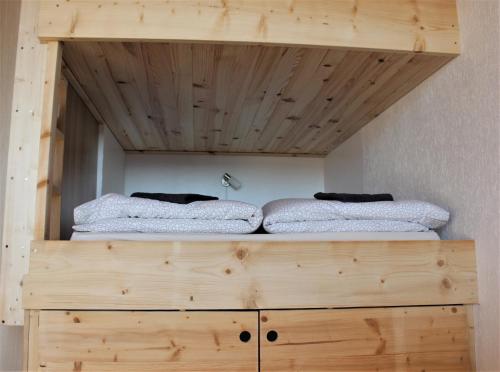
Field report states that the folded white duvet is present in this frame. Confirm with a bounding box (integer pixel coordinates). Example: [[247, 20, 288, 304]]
[[263, 198, 449, 233], [74, 194, 263, 233]]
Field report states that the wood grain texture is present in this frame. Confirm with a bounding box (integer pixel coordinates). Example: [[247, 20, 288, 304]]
[[260, 306, 472, 371], [23, 240, 477, 310], [34, 311, 258, 371], [0, 0, 47, 325], [26, 310, 40, 372], [48, 79, 68, 241], [38, 0, 460, 55], [59, 85, 99, 240], [465, 305, 477, 371], [63, 41, 453, 155], [0, 3, 22, 359], [0, 0, 21, 264], [34, 41, 62, 241]]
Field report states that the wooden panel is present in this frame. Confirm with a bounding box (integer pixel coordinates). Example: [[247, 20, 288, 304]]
[[0, 0, 48, 325], [63, 41, 453, 156], [0, 0, 21, 339], [32, 311, 258, 371], [260, 306, 472, 371], [465, 305, 477, 371], [34, 41, 62, 240], [59, 85, 99, 240], [0, 0, 24, 359], [48, 80, 67, 241], [23, 240, 477, 310], [38, 0, 460, 55], [26, 310, 40, 372]]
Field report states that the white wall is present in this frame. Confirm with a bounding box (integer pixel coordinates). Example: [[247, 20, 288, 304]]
[[0, 0, 24, 370], [125, 154, 324, 206], [324, 0, 500, 369], [324, 134, 363, 193], [97, 125, 125, 196]]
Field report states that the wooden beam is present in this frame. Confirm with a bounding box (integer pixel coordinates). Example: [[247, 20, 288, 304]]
[[23, 240, 477, 310], [62, 61, 106, 128], [0, 0, 47, 326], [38, 0, 460, 55], [34, 41, 63, 241]]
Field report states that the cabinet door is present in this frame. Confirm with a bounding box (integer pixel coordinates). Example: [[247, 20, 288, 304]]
[[260, 306, 472, 371], [33, 310, 258, 371]]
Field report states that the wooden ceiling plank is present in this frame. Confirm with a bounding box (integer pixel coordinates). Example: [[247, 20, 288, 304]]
[[320, 55, 451, 153], [135, 43, 174, 150], [241, 47, 302, 152], [311, 54, 430, 152], [227, 46, 286, 152], [64, 44, 127, 149], [284, 51, 392, 153], [208, 45, 240, 152], [62, 43, 135, 150], [192, 44, 221, 151], [314, 55, 446, 152], [71, 42, 146, 149], [99, 42, 167, 150], [295, 52, 415, 154], [217, 45, 261, 152], [171, 43, 195, 151], [303, 53, 417, 153], [140, 42, 183, 151], [62, 62, 105, 128], [63, 41, 455, 156], [267, 49, 348, 153], [86, 42, 149, 149], [256, 48, 334, 153], [276, 50, 373, 152]]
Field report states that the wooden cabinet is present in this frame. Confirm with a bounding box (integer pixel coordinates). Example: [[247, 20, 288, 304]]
[[260, 307, 473, 371], [28, 306, 472, 371], [31, 311, 259, 371]]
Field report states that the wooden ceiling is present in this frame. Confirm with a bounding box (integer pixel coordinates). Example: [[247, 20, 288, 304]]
[[63, 42, 451, 156]]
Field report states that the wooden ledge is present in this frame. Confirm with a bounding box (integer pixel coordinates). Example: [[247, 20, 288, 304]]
[[23, 240, 477, 310]]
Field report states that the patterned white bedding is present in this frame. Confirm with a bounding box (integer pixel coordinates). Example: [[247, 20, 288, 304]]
[[262, 198, 449, 233], [73, 194, 263, 234]]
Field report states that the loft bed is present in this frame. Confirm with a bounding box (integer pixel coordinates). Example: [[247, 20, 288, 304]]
[[0, 1, 478, 371]]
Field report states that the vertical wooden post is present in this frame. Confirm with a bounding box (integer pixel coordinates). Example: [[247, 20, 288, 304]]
[[34, 41, 62, 241], [23, 310, 40, 372], [48, 77, 68, 240], [466, 305, 477, 371], [24, 41, 63, 371], [0, 0, 47, 326]]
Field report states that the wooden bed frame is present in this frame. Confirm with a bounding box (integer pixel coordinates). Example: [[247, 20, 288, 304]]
[[1, 1, 479, 371], [24, 240, 477, 371]]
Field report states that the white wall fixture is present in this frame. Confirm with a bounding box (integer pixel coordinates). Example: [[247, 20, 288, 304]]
[[221, 173, 242, 190]]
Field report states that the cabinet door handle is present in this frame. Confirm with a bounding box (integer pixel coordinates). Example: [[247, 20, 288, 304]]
[[239, 330, 252, 343], [266, 330, 278, 342]]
